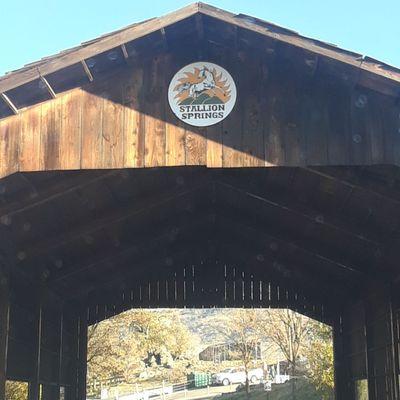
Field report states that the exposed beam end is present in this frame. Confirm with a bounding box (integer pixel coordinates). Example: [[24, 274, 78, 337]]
[[39, 74, 57, 99], [0, 92, 18, 115], [81, 60, 94, 82]]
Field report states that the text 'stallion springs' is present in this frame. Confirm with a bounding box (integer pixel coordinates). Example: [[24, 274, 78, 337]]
[[168, 61, 237, 127]]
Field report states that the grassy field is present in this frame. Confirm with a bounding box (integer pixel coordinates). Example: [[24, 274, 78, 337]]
[[220, 378, 322, 400]]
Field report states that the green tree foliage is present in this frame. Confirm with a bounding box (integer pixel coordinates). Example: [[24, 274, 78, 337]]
[[258, 309, 311, 375], [5, 381, 28, 400], [87, 309, 197, 385], [216, 309, 262, 394], [304, 322, 334, 400]]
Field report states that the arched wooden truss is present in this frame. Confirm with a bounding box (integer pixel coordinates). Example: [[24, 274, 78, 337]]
[[1, 3, 400, 400]]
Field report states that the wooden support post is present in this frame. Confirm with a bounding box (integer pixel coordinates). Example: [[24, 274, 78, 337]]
[[0, 272, 10, 400], [29, 287, 43, 400], [389, 290, 400, 400], [58, 309, 64, 394], [77, 307, 88, 400]]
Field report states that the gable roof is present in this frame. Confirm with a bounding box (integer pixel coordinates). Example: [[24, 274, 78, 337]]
[[0, 2, 399, 116]]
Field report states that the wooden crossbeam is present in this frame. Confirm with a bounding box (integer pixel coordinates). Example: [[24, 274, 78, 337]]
[[19, 179, 210, 264], [63, 220, 210, 301], [215, 176, 382, 246], [0, 92, 18, 115], [214, 212, 363, 283], [213, 184, 371, 278], [0, 170, 118, 221], [81, 60, 94, 82], [50, 201, 210, 284], [83, 238, 335, 324], [214, 180, 383, 274], [304, 166, 400, 207]]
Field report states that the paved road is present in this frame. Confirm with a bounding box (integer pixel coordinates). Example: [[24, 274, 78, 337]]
[[164, 384, 240, 400]]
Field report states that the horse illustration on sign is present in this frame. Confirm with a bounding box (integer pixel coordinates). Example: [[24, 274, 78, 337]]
[[168, 62, 237, 127]]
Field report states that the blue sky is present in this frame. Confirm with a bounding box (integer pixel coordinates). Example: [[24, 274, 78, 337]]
[[1, 0, 399, 76]]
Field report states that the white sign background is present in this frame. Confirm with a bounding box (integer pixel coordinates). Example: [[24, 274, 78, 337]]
[[168, 61, 237, 127]]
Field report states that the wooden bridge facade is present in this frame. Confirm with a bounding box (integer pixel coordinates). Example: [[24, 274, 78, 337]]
[[1, 3, 400, 399]]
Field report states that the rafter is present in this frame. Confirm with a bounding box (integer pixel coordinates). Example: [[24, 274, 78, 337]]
[[19, 180, 210, 264], [0, 93, 18, 115], [0, 170, 118, 221], [38, 73, 57, 98], [215, 177, 382, 246], [214, 180, 383, 275], [49, 205, 212, 284], [81, 60, 94, 82]]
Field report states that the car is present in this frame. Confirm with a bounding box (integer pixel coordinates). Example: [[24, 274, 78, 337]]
[[212, 367, 263, 386]]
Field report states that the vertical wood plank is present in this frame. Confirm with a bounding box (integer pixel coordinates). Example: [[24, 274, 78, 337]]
[[205, 45, 225, 168], [302, 84, 329, 165], [381, 97, 400, 165], [20, 106, 41, 172], [366, 92, 385, 164], [0, 273, 10, 400], [0, 116, 20, 178], [326, 83, 351, 165], [60, 91, 82, 170], [350, 88, 372, 165], [102, 81, 124, 169], [77, 308, 88, 400], [222, 50, 243, 167], [123, 66, 144, 168], [29, 289, 42, 400], [206, 123, 223, 167], [185, 126, 207, 166], [166, 122, 186, 166], [81, 91, 103, 169], [144, 55, 166, 167], [241, 51, 264, 167], [40, 98, 61, 171], [263, 51, 286, 166], [165, 54, 186, 167]]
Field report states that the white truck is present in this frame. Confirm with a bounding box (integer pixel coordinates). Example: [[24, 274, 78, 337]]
[[212, 367, 263, 386]]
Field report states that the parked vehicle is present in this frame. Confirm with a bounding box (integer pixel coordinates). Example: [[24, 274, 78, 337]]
[[212, 367, 263, 386]]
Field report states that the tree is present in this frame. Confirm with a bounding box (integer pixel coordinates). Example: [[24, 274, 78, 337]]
[[216, 309, 262, 394], [304, 322, 334, 400], [258, 309, 311, 400], [5, 381, 28, 400], [260, 309, 310, 375], [87, 309, 197, 390]]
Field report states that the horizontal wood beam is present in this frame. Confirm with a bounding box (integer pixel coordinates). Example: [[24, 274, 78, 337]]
[[19, 179, 210, 265], [213, 214, 360, 291], [215, 177, 381, 247], [66, 222, 211, 302], [0, 171, 118, 222], [214, 181, 383, 276], [83, 239, 334, 324], [305, 166, 400, 208], [49, 203, 212, 285]]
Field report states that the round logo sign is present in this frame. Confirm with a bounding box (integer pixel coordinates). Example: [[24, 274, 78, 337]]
[[168, 62, 237, 127]]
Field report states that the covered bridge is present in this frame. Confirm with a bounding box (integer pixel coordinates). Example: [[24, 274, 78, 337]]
[[1, 3, 400, 399]]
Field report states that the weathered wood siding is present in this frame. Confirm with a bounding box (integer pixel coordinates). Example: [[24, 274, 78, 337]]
[[1, 45, 400, 179]]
